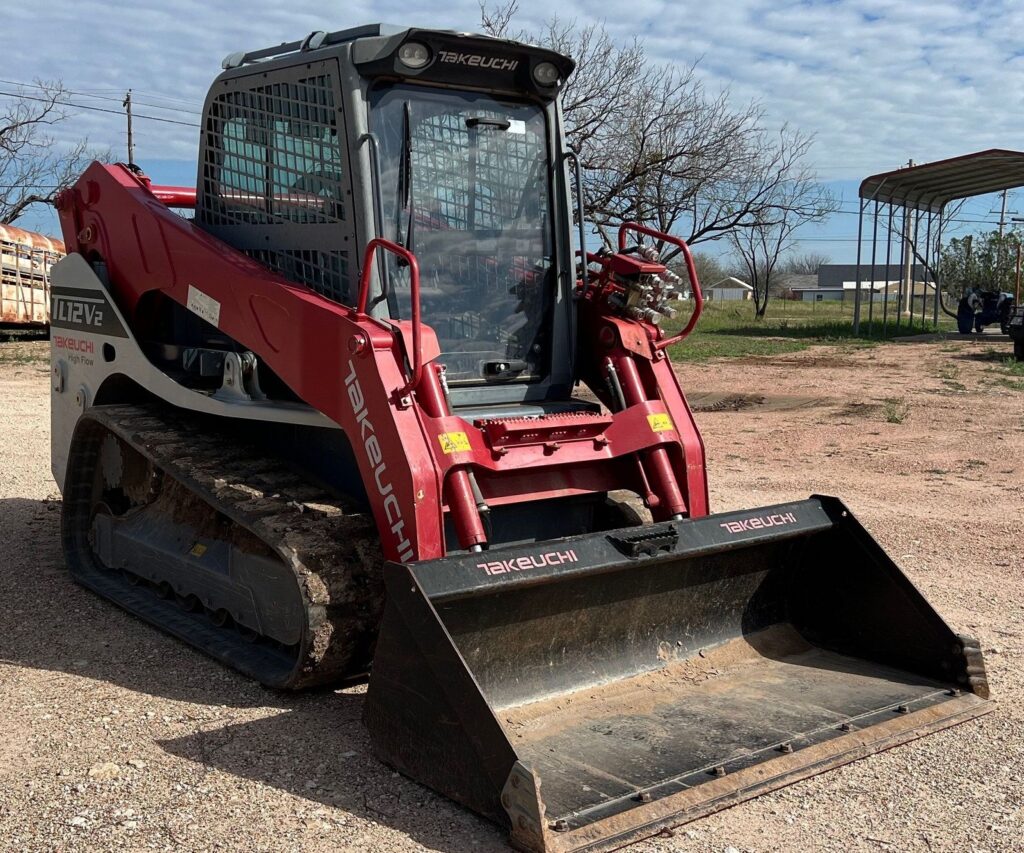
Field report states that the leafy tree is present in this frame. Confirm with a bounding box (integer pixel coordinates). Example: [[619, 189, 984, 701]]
[[937, 229, 1022, 297]]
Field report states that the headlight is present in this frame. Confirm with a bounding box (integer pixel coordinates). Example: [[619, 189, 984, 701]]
[[398, 42, 431, 69], [532, 61, 560, 87]]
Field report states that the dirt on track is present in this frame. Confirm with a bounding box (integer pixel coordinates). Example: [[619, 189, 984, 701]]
[[0, 338, 1021, 853]]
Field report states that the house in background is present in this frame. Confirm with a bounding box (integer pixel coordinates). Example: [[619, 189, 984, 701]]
[[782, 264, 933, 303], [776, 273, 816, 300], [790, 285, 845, 302], [705, 277, 753, 301], [817, 264, 926, 291]]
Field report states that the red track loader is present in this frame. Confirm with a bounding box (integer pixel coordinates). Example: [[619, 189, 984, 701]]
[[50, 24, 991, 852]]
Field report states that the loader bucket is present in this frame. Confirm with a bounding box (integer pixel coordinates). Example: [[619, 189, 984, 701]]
[[363, 496, 992, 852]]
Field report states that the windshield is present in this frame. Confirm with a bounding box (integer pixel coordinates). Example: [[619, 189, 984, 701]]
[[370, 84, 555, 384]]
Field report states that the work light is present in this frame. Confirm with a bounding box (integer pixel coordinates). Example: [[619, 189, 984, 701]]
[[532, 61, 560, 86], [398, 42, 431, 69]]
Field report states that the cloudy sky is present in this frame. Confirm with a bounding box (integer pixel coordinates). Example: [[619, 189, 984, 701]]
[[6, 0, 1024, 260]]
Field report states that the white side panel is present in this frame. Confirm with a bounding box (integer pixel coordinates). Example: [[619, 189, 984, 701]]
[[50, 253, 337, 493]]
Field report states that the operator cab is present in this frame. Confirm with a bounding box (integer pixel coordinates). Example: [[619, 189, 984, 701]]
[[196, 25, 582, 415], [371, 84, 553, 387]]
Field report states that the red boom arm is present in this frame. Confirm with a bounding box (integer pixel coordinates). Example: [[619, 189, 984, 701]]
[[56, 163, 709, 561]]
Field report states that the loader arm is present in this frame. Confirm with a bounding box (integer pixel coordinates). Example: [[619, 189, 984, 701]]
[[55, 161, 709, 562]]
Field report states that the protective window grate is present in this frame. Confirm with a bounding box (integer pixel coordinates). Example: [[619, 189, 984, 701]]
[[198, 72, 351, 304], [410, 111, 543, 232], [248, 249, 350, 305]]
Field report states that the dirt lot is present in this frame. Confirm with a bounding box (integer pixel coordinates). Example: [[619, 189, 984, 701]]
[[1, 338, 1021, 852]]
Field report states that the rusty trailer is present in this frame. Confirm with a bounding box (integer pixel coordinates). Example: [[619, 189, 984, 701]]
[[0, 223, 65, 327]]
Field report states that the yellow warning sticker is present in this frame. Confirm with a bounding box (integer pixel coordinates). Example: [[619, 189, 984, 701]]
[[438, 431, 472, 454], [647, 413, 674, 433], [189, 543, 208, 557]]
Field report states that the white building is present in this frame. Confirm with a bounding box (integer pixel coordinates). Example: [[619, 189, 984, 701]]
[[705, 277, 753, 301]]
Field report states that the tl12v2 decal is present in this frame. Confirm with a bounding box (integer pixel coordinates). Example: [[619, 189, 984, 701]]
[[50, 287, 128, 338]]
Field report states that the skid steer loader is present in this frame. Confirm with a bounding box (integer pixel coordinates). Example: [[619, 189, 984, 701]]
[[50, 23, 991, 852]]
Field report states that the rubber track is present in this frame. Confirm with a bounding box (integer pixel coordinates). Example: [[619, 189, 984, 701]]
[[62, 403, 384, 689]]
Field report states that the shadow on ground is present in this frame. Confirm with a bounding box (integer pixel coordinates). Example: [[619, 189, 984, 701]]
[[709, 318, 947, 341], [0, 497, 506, 851], [952, 349, 1017, 363], [158, 702, 506, 851], [0, 497, 290, 708]]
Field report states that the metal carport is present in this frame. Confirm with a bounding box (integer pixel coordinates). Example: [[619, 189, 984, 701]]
[[854, 149, 1024, 334]]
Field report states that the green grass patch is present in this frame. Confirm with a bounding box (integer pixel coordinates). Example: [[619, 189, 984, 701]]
[[882, 397, 910, 424], [0, 342, 48, 365], [999, 357, 1024, 377], [994, 377, 1024, 391], [977, 352, 1024, 390], [662, 299, 951, 362], [668, 335, 809, 361]]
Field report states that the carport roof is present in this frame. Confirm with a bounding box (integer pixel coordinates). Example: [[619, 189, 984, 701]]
[[859, 149, 1024, 213]]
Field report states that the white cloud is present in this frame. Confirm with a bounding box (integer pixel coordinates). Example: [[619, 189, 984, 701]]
[[6, 0, 1024, 245], [623, 0, 1024, 180], [5, 1, 1022, 174]]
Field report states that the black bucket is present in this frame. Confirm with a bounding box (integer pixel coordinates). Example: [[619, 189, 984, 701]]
[[363, 496, 992, 852]]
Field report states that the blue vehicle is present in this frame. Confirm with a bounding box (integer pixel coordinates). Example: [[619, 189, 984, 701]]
[[957, 288, 1015, 334]]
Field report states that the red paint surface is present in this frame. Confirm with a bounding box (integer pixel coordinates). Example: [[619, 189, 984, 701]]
[[58, 163, 711, 560]]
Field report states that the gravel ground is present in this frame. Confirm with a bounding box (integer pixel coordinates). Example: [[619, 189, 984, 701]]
[[0, 337, 1020, 852]]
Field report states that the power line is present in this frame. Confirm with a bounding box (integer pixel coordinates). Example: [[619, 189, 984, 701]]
[[0, 89, 200, 127], [125, 90, 205, 109], [0, 78, 202, 116]]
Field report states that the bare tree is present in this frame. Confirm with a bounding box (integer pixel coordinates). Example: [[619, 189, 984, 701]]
[[478, 0, 522, 38], [779, 251, 831, 276], [480, 5, 829, 255], [685, 252, 727, 289], [729, 131, 837, 317], [0, 80, 103, 225]]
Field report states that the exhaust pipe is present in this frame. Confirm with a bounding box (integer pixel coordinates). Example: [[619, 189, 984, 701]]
[[364, 496, 992, 852]]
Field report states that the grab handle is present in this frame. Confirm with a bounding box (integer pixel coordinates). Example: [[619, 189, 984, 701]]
[[357, 238, 422, 395], [618, 221, 703, 349]]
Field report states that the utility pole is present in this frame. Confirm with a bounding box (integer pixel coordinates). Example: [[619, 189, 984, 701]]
[[994, 189, 1018, 286], [1016, 241, 1021, 304], [123, 89, 135, 167], [1012, 217, 1024, 302], [903, 160, 914, 316]]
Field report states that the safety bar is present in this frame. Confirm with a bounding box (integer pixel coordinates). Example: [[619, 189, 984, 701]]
[[618, 221, 704, 349], [357, 133, 392, 309], [563, 150, 589, 297], [357, 238, 423, 397]]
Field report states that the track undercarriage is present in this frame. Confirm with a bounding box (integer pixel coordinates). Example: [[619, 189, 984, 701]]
[[62, 404, 384, 688]]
